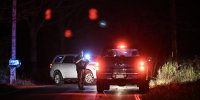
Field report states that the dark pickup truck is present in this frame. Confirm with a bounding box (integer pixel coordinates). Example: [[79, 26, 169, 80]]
[[96, 48, 150, 93]]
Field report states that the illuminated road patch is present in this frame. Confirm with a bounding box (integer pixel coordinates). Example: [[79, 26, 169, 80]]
[[5, 84, 143, 100]]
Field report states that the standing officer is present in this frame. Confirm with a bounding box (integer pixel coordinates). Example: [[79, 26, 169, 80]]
[[75, 50, 89, 90]]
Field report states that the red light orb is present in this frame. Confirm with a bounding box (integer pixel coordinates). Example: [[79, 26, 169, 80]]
[[119, 45, 126, 49], [64, 29, 72, 38], [117, 43, 127, 49], [88, 8, 98, 20], [45, 9, 52, 20]]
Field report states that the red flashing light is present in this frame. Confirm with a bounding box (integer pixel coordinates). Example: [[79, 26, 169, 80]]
[[117, 44, 127, 49], [64, 29, 72, 38], [117, 41, 127, 49], [88, 8, 98, 20], [119, 45, 126, 49], [45, 9, 52, 20]]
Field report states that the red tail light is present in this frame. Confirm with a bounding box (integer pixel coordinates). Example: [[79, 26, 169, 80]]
[[139, 61, 145, 71], [95, 62, 99, 66], [95, 66, 99, 71], [140, 61, 144, 66], [95, 59, 104, 72], [50, 64, 52, 68], [140, 66, 144, 70], [94, 62, 99, 71]]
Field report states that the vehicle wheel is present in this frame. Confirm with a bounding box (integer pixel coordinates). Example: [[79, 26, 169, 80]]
[[139, 80, 149, 93], [96, 79, 104, 93], [54, 71, 64, 86], [84, 70, 94, 85]]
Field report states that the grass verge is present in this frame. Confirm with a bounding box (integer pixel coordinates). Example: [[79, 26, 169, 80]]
[[143, 80, 200, 100]]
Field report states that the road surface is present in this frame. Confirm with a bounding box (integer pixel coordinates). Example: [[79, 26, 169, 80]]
[[1, 84, 143, 100]]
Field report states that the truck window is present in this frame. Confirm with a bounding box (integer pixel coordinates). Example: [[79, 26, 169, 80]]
[[103, 49, 140, 57]]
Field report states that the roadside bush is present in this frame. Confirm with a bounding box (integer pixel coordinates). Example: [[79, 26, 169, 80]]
[[150, 58, 200, 88], [156, 60, 177, 84]]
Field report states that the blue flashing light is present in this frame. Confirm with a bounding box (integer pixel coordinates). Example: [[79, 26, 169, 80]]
[[58, 56, 63, 59], [84, 54, 91, 61]]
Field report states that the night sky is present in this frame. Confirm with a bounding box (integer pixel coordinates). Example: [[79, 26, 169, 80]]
[[0, 0, 200, 80]]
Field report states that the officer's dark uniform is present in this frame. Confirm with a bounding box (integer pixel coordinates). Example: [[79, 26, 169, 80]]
[[75, 55, 88, 90]]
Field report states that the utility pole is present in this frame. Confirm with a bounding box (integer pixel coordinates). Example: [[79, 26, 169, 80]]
[[10, 0, 17, 85], [171, 0, 178, 69]]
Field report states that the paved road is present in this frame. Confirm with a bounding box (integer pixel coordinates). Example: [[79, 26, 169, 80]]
[[1, 84, 143, 100]]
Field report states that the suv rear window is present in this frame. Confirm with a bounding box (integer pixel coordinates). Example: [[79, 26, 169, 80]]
[[54, 56, 63, 63], [104, 49, 140, 57]]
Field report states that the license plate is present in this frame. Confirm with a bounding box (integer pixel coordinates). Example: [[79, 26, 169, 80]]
[[116, 74, 125, 79]]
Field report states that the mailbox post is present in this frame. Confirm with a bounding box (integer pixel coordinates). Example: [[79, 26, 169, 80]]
[[9, 59, 21, 84]]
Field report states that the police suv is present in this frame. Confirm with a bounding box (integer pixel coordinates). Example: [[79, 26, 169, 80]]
[[50, 54, 98, 85], [96, 46, 150, 93]]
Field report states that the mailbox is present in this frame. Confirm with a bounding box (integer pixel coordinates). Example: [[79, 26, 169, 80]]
[[9, 59, 21, 68]]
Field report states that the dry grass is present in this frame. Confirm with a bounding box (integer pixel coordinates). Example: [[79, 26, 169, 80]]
[[150, 59, 200, 88], [145, 58, 200, 100]]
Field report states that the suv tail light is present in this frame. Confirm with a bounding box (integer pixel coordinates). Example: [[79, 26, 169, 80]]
[[50, 64, 52, 68], [95, 62, 99, 71], [95, 66, 99, 71]]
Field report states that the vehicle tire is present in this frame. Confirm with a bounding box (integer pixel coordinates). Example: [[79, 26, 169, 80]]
[[84, 70, 94, 85], [139, 80, 149, 93], [54, 71, 64, 86], [96, 79, 104, 93]]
